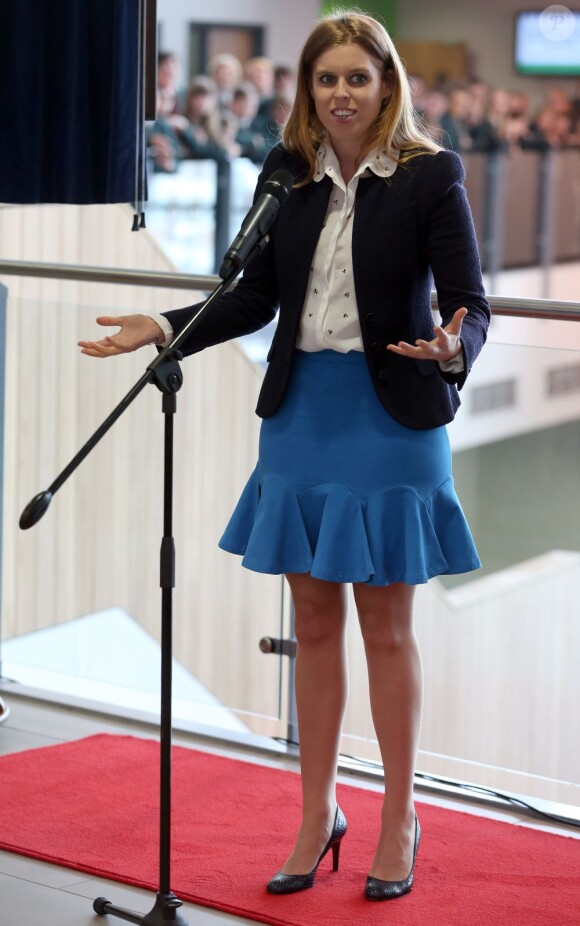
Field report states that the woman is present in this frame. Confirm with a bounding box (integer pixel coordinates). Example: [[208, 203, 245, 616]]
[[79, 11, 490, 901], [182, 76, 240, 161]]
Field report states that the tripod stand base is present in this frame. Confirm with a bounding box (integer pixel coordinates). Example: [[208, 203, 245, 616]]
[[93, 891, 189, 925]]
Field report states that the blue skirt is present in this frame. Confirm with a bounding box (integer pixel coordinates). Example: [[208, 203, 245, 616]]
[[219, 350, 481, 586]]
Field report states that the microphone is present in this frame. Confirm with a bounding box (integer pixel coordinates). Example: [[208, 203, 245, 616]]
[[19, 490, 53, 529], [219, 168, 293, 279]]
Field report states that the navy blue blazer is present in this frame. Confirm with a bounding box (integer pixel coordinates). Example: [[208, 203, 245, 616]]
[[162, 145, 490, 429]]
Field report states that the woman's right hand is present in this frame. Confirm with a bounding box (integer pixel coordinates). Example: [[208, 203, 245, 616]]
[[78, 314, 164, 358]]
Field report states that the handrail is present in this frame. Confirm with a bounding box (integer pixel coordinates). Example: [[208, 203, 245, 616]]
[[1, 258, 580, 321], [470, 294, 580, 323], [0, 260, 219, 292]]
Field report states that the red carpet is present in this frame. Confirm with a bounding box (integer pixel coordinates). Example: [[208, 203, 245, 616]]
[[0, 734, 578, 925]]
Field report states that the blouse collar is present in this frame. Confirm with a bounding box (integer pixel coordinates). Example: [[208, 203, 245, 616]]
[[313, 140, 398, 183]]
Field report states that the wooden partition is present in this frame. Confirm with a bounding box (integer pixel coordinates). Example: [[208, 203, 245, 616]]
[[0, 202, 284, 733], [395, 41, 468, 86], [462, 153, 487, 256], [341, 551, 580, 805], [450, 150, 580, 273], [501, 150, 541, 268], [553, 150, 580, 262]]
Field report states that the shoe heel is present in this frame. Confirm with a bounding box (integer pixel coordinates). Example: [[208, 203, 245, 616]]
[[266, 805, 347, 895]]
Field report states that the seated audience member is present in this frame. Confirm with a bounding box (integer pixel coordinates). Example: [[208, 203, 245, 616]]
[[149, 50, 190, 169], [244, 56, 276, 121], [148, 74, 239, 172], [408, 73, 428, 118], [551, 111, 574, 148], [147, 88, 184, 172], [569, 99, 580, 147], [265, 94, 293, 149], [439, 85, 476, 152], [230, 81, 259, 122], [181, 76, 236, 162], [148, 130, 179, 173], [217, 110, 243, 159], [483, 89, 512, 143], [500, 91, 534, 152], [467, 78, 491, 128], [420, 89, 449, 142], [466, 88, 511, 152], [208, 53, 243, 111], [230, 82, 269, 163], [156, 51, 185, 120], [441, 84, 512, 153], [274, 65, 296, 101], [508, 91, 530, 120], [246, 92, 293, 153], [541, 88, 579, 147], [503, 114, 533, 151], [544, 87, 574, 118], [524, 106, 572, 150]]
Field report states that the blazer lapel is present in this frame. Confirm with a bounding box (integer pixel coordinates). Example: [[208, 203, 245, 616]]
[[274, 175, 332, 313]]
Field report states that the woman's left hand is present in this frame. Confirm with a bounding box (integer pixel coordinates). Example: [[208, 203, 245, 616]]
[[386, 306, 468, 363]]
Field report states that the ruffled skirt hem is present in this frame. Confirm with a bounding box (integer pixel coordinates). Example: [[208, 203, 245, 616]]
[[219, 469, 481, 587]]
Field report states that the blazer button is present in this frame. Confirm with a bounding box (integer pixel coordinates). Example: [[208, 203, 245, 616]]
[[370, 341, 382, 352], [366, 312, 375, 323], [378, 368, 388, 381]]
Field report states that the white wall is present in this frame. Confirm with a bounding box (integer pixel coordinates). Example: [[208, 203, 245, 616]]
[[396, 0, 580, 111], [157, 0, 320, 74], [157, 1, 580, 110]]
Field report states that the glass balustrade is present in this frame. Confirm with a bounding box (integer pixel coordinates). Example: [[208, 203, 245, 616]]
[[1, 279, 579, 816], [0, 294, 287, 742], [335, 320, 580, 810]]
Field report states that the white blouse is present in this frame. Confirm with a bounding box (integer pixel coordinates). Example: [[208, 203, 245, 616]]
[[152, 141, 464, 372], [296, 142, 396, 353]]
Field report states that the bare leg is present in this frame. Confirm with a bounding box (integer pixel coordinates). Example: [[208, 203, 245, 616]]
[[353, 582, 422, 881], [279, 572, 349, 875]]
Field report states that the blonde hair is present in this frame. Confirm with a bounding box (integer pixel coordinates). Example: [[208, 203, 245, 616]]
[[207, 53, 243, 85], [283, 9, 442, 184]]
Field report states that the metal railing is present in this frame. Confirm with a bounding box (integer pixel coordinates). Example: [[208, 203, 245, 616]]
[[1, 259, 579, 321], [0, 260, 220, 292]]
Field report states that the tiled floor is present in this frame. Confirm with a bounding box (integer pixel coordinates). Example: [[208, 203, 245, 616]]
[[1, 692, 579, 926]]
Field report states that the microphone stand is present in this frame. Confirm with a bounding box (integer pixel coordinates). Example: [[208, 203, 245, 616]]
[[19, 235, 271, 926]]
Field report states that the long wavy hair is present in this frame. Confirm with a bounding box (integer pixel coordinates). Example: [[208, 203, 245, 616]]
[[283, 9, 441, 184]]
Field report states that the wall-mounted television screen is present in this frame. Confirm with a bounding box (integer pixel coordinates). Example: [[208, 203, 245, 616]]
[[514, 9, 580, 75]]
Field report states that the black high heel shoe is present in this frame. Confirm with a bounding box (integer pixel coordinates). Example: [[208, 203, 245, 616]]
[[266, 805, 347, 895], [365, 814, 420, 901]]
